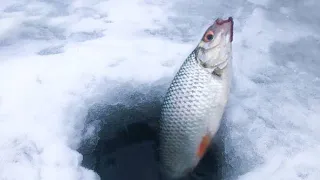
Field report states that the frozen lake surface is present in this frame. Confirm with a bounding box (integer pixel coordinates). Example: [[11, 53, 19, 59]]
[[0, 0, 319, 179]]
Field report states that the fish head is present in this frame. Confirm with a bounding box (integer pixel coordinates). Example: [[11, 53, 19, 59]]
[[197, 17, 233, 70]]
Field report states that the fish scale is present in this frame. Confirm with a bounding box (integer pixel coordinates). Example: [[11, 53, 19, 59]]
[[158, 48, 231, 178], [158, 17, 233, 179]]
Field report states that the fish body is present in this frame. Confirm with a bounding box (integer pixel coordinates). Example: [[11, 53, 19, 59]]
[[158, 17, 234, 179]]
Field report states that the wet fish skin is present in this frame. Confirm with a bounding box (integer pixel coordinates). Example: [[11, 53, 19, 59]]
[[158, 17, 234, 179]]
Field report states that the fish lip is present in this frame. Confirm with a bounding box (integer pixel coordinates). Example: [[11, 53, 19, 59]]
[[214, 17, 234, 42]]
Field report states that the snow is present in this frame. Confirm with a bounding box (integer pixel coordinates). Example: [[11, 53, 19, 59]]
[[0, 0, 319, 180]]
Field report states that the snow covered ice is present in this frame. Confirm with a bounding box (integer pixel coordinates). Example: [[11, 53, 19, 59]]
[[0, 0, 319, 180]]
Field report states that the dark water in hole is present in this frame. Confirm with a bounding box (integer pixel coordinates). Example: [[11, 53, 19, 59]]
[[77, 83, 233, 180], [81, 104, 230, 180]]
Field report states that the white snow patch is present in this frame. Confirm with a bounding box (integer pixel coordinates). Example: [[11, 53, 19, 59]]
[[228, 6, 320, 180], [0, 0, 188, 179], [247, 0, 270, 6]]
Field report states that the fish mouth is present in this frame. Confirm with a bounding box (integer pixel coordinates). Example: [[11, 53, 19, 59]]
[[214, 17, 234, 42], [196, 17, 233, 70]]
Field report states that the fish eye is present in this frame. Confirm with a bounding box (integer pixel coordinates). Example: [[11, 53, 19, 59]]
[[203, 31, 214, 42]]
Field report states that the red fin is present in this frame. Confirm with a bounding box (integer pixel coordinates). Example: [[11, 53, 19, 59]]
[[196, 134, 212, 158]]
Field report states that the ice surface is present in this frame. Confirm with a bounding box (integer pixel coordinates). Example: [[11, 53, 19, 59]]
[[0, 0, 319, 180], [0, 0, 187, 179]]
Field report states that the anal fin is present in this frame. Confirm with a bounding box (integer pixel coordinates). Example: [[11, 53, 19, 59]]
[[196, 133, 212, 159]]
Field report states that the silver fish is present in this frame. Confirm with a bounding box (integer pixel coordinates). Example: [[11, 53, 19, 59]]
[[158, 17, 234, 179]]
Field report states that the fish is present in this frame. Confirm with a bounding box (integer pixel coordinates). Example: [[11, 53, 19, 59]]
[[158, 17, 234, 179]]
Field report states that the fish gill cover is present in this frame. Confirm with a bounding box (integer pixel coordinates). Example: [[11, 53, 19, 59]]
[[0, 0, 319, 180]]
